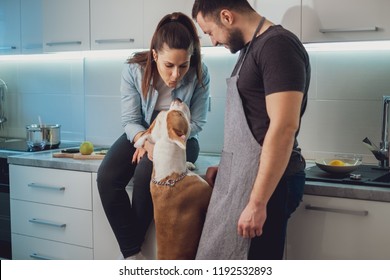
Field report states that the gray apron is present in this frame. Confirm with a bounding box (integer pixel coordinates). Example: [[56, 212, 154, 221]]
[[196, 18, 266, 260]]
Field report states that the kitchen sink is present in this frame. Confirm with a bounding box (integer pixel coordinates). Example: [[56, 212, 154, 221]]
[[306, 164, 390, 188], [372, 172, 390, 183]]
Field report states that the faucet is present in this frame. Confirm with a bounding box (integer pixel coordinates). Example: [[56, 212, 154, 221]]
[[379, 96, 390, 168]]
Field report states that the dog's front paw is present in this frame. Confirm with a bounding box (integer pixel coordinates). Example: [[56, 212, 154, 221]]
[[186, 162, 196, 171]]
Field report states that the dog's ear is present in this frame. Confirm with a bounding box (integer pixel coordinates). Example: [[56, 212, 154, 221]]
[[167, 110, 189, 150], [133, 116, 158, 148]]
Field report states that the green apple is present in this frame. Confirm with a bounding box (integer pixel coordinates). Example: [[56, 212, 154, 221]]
[[80, 141, 94, 155]]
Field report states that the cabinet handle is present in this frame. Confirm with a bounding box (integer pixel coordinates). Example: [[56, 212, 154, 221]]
[[23, 44, 43, 50], [95, 38, 135, 44], [319, 27, 378, 33], [29, 253, 55, 260], [46, 41, 82, 47], [0, 46, 17, 50], [305, 204, 369, 216], [29, 218, 66, 228], [28, 183, 65, 191]]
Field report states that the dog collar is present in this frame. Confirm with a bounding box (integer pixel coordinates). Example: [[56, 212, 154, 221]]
[[152, 169, 188, 187]]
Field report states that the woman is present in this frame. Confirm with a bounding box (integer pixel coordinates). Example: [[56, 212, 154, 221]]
[[97, 12, 210, 260]]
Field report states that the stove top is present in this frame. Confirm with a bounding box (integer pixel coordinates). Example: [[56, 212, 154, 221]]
[[0, 139, 80, 152], [305, 164, 390, 188]]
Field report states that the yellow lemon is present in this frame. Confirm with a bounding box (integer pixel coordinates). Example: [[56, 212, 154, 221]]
[[80, 141, 94, 155], [329, 159, 345, 166]]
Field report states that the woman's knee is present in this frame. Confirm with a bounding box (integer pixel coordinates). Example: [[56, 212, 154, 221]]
[[186, 138, 200, 163]]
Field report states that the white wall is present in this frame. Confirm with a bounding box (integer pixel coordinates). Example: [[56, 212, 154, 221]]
[[1, 46, 390, 164]]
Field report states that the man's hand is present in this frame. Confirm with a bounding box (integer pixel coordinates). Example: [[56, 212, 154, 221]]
[[205, 166, 218, 187], [237, 201, 267, 238]]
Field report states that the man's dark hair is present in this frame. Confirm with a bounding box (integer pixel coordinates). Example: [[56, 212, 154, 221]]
[[192, 0, 254, 22]]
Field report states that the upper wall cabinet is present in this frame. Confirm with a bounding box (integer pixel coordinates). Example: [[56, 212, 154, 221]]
[[0, 0, 21, 55], [302, 0, 390, 43], [251, 0, 301, 39], [143, 0, 212, 47], [42, 0, 90, 52], [21, 0, 43, 54], [90, 0, 143, 50]]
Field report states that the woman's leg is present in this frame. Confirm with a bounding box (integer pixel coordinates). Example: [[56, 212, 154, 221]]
[[131, 156, 154, 247], [96, 133, 141, 258], [186, 137, 200, 163]]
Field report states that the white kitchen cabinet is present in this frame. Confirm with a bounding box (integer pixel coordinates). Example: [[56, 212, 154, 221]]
[[10, 165, 93, 260], [0, 0, 21, 55], [143, 0, 212, 47], [90, 0, 144, 50], [0, 0, 42, 55], [302, 0, 390, 43], [286, 194, 390, 259], [42, 0, 90, 52], [21, 0, 43, 54], [251, 0, 301, 39], [9, 164, 156, 260]]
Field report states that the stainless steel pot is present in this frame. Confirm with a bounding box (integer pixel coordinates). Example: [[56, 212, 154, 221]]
[[26, 124, 61, 150]]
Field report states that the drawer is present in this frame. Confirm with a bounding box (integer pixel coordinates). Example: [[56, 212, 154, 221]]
[[10, 165, 92, 210], [12, 234, 93, 260], [11, 200, 93, 248]]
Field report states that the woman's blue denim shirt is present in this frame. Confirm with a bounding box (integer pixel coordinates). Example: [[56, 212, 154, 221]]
[[120, 61, 210, 142]]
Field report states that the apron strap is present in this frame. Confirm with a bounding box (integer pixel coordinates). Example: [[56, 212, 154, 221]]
[[235, 16, 266, 75]]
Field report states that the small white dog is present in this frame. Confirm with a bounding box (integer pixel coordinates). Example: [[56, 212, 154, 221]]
[[135, 99, 212, 259]]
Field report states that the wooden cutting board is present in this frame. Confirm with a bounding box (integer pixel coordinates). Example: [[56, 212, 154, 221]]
[[52, 152, 105, 160]]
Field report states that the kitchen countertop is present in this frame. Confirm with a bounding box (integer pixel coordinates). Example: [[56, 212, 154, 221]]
[[6, 150, 390, 203]]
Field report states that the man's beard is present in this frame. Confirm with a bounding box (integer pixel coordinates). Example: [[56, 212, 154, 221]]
[[227, 28, 246, 54]]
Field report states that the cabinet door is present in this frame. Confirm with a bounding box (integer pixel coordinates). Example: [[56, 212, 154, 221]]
[[251, 0, 301, 39], [286, 195, 390, 259], [11, 199, 93, 248], [42, 0, 90, 52], [10, 165, 92, 210], [21, 0, 43, 54], [143, 0, 211, 47], [12, 234, 93, 260], [90, 0, 143, 50], [0, 0, 21, 55], [302, 0, 390, 43]]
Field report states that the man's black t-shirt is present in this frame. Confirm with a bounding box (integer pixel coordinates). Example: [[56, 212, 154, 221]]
[[232, 25, 311, 175]]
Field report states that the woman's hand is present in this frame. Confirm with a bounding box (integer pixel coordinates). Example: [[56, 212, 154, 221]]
[[132, 140, 154, 163]]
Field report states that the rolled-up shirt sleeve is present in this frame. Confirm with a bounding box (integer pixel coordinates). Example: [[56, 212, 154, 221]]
[[120, 64, 146, 142], [189, 63, 210, 138]]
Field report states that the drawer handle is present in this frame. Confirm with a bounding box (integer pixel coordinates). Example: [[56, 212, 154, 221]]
[[29, 218, 66, 228], [46, 41, 82, 46], [319, 27, 378, 33], [305, 204, 369, 216], [28, 183, 65, 191], [30, 253, 55, 260], [95, 38, 135, 44], [0, 46, 17, 50]]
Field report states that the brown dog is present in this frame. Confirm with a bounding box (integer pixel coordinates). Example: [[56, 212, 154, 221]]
[[135, 100, 212, 259]]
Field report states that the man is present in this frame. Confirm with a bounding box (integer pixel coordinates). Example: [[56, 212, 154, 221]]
[[192, 0, 310, 259]]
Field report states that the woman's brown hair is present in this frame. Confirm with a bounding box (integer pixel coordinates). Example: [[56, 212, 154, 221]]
[[127, 12, 203, 98]]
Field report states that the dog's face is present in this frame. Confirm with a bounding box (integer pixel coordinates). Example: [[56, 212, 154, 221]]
[[134, 99, 191, 150]]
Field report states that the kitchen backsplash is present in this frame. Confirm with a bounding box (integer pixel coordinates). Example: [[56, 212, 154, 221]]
[[1, 46, 390, 163]]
